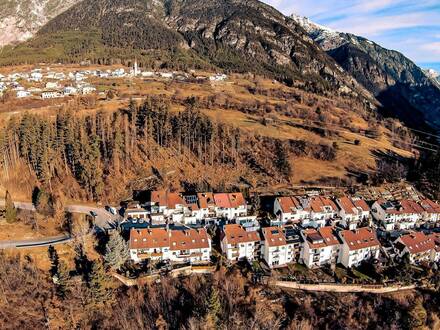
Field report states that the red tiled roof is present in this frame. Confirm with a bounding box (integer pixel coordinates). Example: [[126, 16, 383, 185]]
[[353, 198, 370, 212], [223, 224, 260, 244], [303, 226, 339, 248], [399, 232, 435, 254], [420, 199, 440, 214], [340, 228, 380, 251], [309, 196, 338, 213], [197, 192, 215, 209], [262, 227, 287, 247], [277, 196, 302, 213], [129, 228, 169, 250], [170, 228, 210, 251], [214, 193, 245, 209], [150, 191, 186, 209], [129, 228, 210, 251], [377, 199, 425, 215]]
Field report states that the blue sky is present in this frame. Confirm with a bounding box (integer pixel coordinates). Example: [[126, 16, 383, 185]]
[[263, 0, 440, 71]]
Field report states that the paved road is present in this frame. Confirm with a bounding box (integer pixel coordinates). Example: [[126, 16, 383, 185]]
[[0, 200, 121, 249]]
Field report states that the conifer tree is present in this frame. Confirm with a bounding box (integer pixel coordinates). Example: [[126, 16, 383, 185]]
[[89, 259, 113, 305], [206, 287, 221, 328], [5, 190, 17, 223], [104, 232, 130, 271]]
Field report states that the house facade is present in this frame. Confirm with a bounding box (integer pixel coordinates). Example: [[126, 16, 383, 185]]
[[394, 232, 436, 264], [338, 228, 380, 268], [129, 227, 211, 264], [221, 224, 261, 262], [372, 199, 424, 231], [300, 226, 340, 268], [273, 196, 309, 225], [261, 227, 295, 268], [336, 196, 370, 230], [214, 193, 247, 220]]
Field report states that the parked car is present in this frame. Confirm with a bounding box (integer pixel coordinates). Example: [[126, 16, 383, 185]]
[[90, 211, 98, 217], [105, 206, 117, 215]]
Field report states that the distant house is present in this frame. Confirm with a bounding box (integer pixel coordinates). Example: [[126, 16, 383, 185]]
[[273, 196, 310, 225], [196, 192, 217, 220], [394, 232, 436, 264], [63, 86, 78, 96], [214, 193, 247, 220], [261, 226, 299, 268], [141, 71, 155, 78], [336, 196, 370, 229], [221, 224, 261, 262], [41, 91, 62, 99], [80, 86, 96, 95], [16, 90, 31, 98], [209, 74, 228, 82], [45, 82, 59, 89], [300, 226, 340, 268], [29, 71, 43, 82], [338, 228, 380, 268], [129, 227, 211, 264], [159, 72, 173, 79], [372, 199, 424, 231]]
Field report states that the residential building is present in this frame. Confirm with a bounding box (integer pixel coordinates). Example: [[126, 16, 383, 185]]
[[45, 82, 59, 89], [300, 226, 340, 268], [336, 196, 370, 229], [196, 192, 217, 220], [338, 228, 380, 268], [307, 196, 338, 228], [129, 227, 211, 264], [372, 199, 424, 231], [419, 199, 440, 224], [16, 90, 31, 98], [124, 207, 150, 220], [41, 91, 62, 99], [221, 224, 261, 262], [63, 86, 78, 96], [394, 232, 436, 264], [261, 226, 297, 268], [80, 86, 96, 95], [214, 193, 247, 220], [273, 196, 310, 225]]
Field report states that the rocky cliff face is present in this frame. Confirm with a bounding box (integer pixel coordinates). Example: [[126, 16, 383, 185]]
[[0, 0, 80, 46], [291, 15, 440, 131]]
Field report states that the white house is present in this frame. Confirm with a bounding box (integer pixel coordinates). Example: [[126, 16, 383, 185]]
[[80, 86, 96, 95], [305, 196, 338, 228], [209, 74, 228, 82], [273, 196, 310, 225], [336, 196, 370, 230], [196, 192, 217, 220], [221, 224, 261, 262], [214, 192, 248, 220], [41, 91, 62, 99], [129, 227, 211, 264], [46, 82, 60, 89], [261, 226, 296, 268], [63, 86, 78, 96], [29, 71, 43, 82], [16, 90, 31, 98], [371, 199, 424, 231], [394, 232, 436, 264], [419, 199, 440, 224], [300, 226, 340, 268], [338, 228, 380, 268], [147, 191, 190, 223]]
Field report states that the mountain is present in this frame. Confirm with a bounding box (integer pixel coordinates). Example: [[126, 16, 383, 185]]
[[291, 14, 440, 132], [0, 0, 372, 100], [0, 0, 80, 46]]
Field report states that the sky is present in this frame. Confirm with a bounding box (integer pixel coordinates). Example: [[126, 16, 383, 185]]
[[263, 0, 440, 72]]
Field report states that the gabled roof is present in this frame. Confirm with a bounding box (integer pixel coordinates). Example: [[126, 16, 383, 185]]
[[399, 232, 435, 254], [262, 227, 287, 247], [340, 228, 380, 251], [129, 228, 210, 251], [223, 224, 260, 244], [337, 196, 370, 215], [150, 191, 186, 209], [214, 193, 245, 209], [420, 199, 440, 214], [197, 192, 216, 209], [303, 226, 339, 248], [309, 196, 338, 213], [170, 229, 210, 251], [376, 199, 424, 215], [277, 196, 303, 213], [129, 228, 169, 250]]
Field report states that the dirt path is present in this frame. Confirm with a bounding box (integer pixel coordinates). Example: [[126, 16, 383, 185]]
[[272, 281, 416, 294]]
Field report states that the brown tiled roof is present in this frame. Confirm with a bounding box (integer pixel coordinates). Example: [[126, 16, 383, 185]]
[[170, 228, 210, 251], [420, 199, 440, 214], [223, 224, 260, 244], [340, 228, 380, 251], [277, 196, 302, 213], [338, 196, 370, 214], [129, 228, 210, 251], [262, 227, 287, 247], [399, 232, 435, 254], [303, 226, 339, 248], [377, 199, 425, 215], [197, 192, 215, 209], [310, 196, 338, 213], [353, 198, 370, 212], [129, 228, 170, 250], [214, 193, 246, 209], [150, 191, 186, 209]]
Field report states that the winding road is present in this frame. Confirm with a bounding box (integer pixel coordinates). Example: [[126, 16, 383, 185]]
[[0, 200, 120, 249]]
